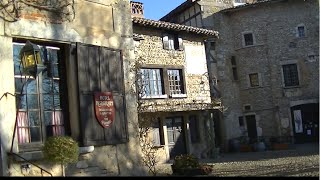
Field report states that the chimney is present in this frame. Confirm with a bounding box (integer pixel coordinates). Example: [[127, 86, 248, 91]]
[[130, 1, 144, 18]]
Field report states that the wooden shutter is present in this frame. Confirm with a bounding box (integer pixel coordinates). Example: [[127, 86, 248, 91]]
[[162, 35, 169, 50], [76, 43, 128, 146], [178, 37, 184, 51]]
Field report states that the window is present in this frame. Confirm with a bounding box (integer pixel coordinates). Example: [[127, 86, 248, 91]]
[[249, 73, 259, 87], [140, 68, 164, 98], [163, 34, 183, 50], [231, 56, 238, 81], [189, 115, 200, 143], [139, 67, 185, 99], [282, 64, 299, 87], [13, 42, 67, 148], [297, 26, 305, 38], [243, 33, 254, 46], [167, 69, 185, 97]]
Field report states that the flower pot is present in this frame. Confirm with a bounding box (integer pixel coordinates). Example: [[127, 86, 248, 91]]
[[253, 142, 266, 152]]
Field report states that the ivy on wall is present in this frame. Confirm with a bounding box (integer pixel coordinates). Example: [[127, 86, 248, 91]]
[[0, 0, 75, 22]]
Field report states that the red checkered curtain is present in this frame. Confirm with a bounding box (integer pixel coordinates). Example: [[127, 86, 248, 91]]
[[17, 112, 30, 144], [52, 111, 65, 136]]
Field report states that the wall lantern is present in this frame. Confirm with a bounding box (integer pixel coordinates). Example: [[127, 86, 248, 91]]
[[20, 41, 46, 78]]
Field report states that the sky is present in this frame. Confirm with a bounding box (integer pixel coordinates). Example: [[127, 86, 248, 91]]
[[136, 0, 186, 20]]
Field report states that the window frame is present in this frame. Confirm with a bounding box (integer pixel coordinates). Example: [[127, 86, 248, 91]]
[[281, 63, 300, 87], [296, 24, 306, 38], [13, 41, 69, 152], [138, 65, 186, 99], [242, 31, 255, 47], [162, 33, 184, 51], [248, 73, 262, 88]]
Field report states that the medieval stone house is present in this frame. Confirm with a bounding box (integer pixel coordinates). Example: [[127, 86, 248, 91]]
[[131, 1, 221, 163], [0, 0, 147, 176], [160, 0, 319, 151]]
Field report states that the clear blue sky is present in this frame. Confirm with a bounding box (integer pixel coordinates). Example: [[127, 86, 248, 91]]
[[136, 0, 186, 20]]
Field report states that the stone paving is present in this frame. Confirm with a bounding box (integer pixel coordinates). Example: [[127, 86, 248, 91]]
[[155, 143, 319, 177]]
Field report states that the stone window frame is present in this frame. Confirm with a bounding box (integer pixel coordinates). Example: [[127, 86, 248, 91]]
[[295, 23, 306, 38], [246, 72, 262, 88], [241, 31, 256, 47], [280, 60, 301, 88]]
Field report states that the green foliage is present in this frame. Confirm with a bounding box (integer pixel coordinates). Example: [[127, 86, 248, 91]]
[[172, 154, 200, 169], [171, 154, 214, 175], [43, 136, 79, 165]]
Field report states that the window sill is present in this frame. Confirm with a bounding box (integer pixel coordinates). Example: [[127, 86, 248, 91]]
[[140, 94, 168, 99], [283, 85, 301, 89], [235, 44, 264, 51], [170, 94, 187, 98]]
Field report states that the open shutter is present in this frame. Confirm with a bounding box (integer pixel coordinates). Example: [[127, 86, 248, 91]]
[[77, 43, 128, 146], [178, 37, 184, 51], [162, 35, 169, 50]]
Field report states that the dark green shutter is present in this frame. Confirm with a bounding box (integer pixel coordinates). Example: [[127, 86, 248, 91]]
[[77, 43, 128, 146]]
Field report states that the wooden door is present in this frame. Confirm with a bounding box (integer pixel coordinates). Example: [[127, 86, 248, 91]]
[[245, 115, 257, 143], [166, 117, 186, 159]]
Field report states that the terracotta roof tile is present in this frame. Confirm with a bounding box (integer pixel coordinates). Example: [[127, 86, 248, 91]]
[[132, 17, 219, 37]]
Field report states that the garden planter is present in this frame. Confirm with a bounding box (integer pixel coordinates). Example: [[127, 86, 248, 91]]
[[253, 142, 266, 152], [240, 144, 252, 152], [272, 143, 289, 150]]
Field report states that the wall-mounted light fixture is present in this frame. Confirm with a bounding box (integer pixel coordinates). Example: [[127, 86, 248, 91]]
[[20, 41, 46, 78]]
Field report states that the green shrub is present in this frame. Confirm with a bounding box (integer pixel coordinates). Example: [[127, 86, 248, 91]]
[[43, 136, 79, 165], [171, 154, 214, 176], [172, 154, 200, 169]]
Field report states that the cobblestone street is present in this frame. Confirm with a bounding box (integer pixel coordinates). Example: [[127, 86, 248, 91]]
[[157, 143, 319, 177]]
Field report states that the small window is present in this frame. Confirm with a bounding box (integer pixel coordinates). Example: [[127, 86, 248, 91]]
[[167, 69, 185, 96], [249, 73, 259, 87], [297, 26, 305, 38], [282, 64, 299, 87], [243, 33, 254, 46], [231, 56, 238, 81], [189, 115, 200, 143], [244, 105, 251, 111], [163, 34, 183, 51], [139, 68, 165, 98]]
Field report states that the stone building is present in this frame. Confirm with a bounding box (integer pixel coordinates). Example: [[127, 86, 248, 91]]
[[0, 0, 147, 176], [131, 1, 221, 164], [160, 0, 319, 151]]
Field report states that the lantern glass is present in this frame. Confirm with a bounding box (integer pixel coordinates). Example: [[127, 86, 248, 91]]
[[20, 41, 45, 77]]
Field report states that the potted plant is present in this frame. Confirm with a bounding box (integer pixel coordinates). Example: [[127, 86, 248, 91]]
[[253, 136, 266, 152], [43, 136, 79, 176], [270, 136, 289, 150], [239, 136, 252, 152], [171, 154, 213, 176]]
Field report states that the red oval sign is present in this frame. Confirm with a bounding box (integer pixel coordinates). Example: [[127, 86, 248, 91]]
[[94, 92, 115, 128]]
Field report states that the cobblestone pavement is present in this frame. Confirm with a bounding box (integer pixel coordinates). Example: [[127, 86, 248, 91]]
[[156, 143, 319, 177]]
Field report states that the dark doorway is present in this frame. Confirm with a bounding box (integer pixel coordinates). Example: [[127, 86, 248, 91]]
[[166, 117, 186, 159], [291, 103, 319, 144], [245, 115, 257, 143]]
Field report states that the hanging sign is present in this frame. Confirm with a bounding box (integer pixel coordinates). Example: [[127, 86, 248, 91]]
[[94, 92, 115, 128]]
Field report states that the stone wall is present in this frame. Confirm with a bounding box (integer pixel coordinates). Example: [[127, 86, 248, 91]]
[[214, 0, 319, 141], [0, 0, 146, 176]]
